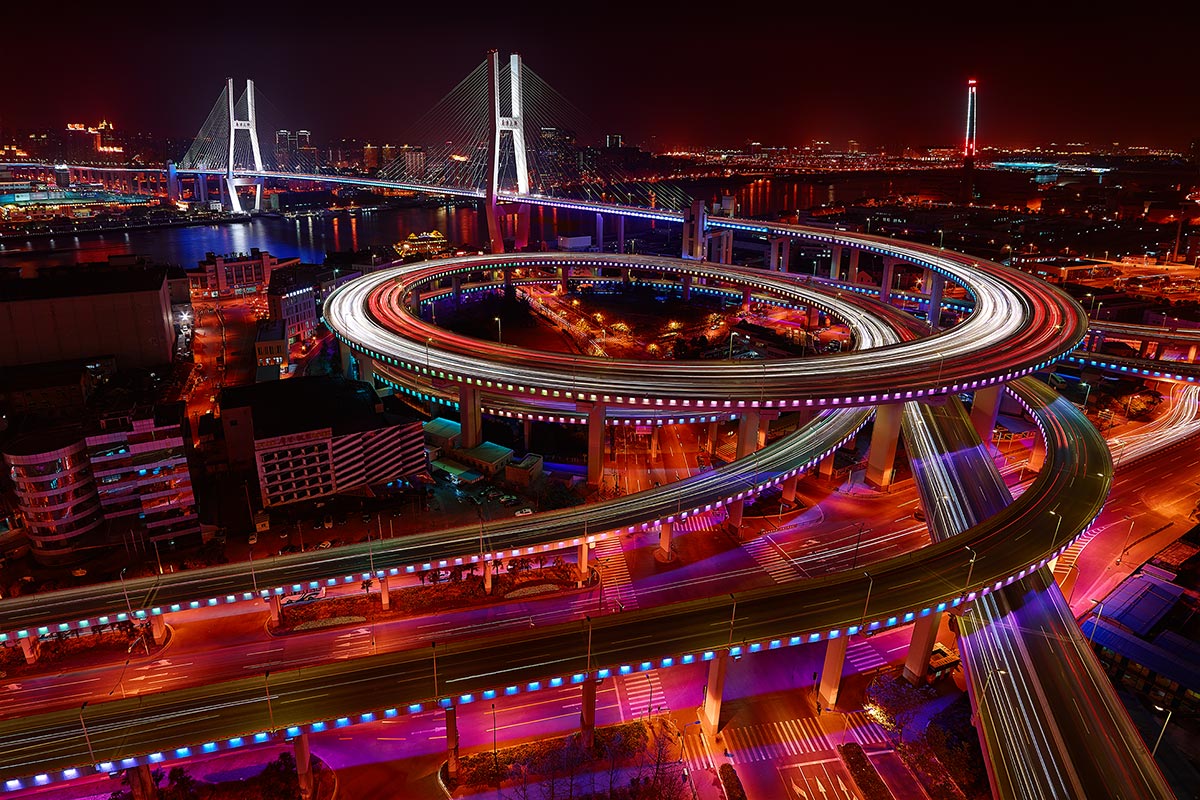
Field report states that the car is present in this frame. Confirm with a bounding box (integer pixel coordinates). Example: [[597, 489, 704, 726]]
[[278, 544, 300, 556], [323, 514, 334, 529], [312, 518, 323, 530], [279, 528, 289, 539], [316, 540, 332, 550], [514, 507, 534, 517], [248, 532, 258, 545], [361, 512, 371, 523]]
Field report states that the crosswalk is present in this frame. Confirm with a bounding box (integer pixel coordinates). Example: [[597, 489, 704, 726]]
[[680, 730, 715, 772], [621, 669, 668, 719], [743, 536, 804, 583], [593, 537, 638, 611], [846, 640, 888, 673], [723, 717, 833, 763], [1052, 527, 1101, 583], [843, 710, 889, 748]]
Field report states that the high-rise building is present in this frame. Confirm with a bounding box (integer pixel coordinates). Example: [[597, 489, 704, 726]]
[[400, 145, 426, 178], [605, 133, 623, 149], [364, 143, 380, 170], [847, 139, 860, 153]]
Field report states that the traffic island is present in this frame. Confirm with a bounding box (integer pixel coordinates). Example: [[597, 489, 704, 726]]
[[441, 718, 690, 799], [0, 620, 169, 679], [837, 742, 892, 800], [270, 562, 598, 635]]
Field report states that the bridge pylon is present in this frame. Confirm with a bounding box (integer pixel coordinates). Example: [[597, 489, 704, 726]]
[[484, 51, 530, 253], [224, 77, 265, 213]]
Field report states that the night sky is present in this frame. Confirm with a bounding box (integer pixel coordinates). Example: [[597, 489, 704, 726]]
[[3, 0, 1196, 151]]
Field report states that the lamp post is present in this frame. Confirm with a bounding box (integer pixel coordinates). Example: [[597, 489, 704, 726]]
[[1151, 706, 1173, 758], [585, 614, 593, 672], [964, 545, 977, 596], [1116, 515, 1135, 565], [728, 331, 740, 361], [118, 567, 135, 620], [491, 703, 499, 775], [727, 593, 737, 649], [1088, 599, 1104, 646], [79, 702, 97, 765], [1080, 382, 1092, 409], [494, 316, 502, 344], [425, 336, 433, 375], [1049, 510, 1063, 549], [851, 522, 869, 570], [860, 572, 873, 634], [263, 670, 276, 731]]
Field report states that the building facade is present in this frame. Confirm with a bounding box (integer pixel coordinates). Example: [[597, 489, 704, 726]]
[[189, 249, 299, 297]]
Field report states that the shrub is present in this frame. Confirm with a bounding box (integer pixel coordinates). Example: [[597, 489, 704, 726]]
[[838, 742, 891, 800], [719, 763, 748, 800]]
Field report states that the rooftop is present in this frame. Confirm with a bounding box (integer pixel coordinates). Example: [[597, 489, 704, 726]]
[[221, 376, 414, 440], [0, 267, 167, 302]]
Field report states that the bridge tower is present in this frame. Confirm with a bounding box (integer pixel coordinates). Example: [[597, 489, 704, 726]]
[[224, 78, 265, 213], [484, 51, 531, 253], [962, 78, 978, 203]]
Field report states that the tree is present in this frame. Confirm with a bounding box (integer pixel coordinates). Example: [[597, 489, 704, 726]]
[[161, 767, 198, 800]]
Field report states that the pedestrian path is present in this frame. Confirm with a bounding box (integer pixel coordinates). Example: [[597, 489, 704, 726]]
[[846, 640, 888, 673], [594, 537, 637, 611], [680, 730, 715, 772], [1052, 526, 1102, 583], [743, 536, 803, 583], [843, 710, 889, 748], [621, 669, 668, 720], [723, 717, 833, 764]]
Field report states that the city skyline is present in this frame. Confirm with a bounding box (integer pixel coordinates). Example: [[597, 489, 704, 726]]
[[3, 1, 1198, 150]]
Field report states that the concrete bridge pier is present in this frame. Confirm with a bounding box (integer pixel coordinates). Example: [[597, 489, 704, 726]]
[[128, 764, 157, 800], [736, 410, 761, 459], [701, 650, 729, 737], [580, 401, 606, 486], [595, 213, 604, 251], [445, 706, 460, 781], [970, 385, 1005, 445], [847, 248, 860, 281], [293, 732, 315, 800], [828, 245, 843, 279], [818, 636, 849, 710], [681, 274, 692, 300], [460, 386, 483, 449], [865, 403, 903, 489], [560, 264, 570, 294], [615, 215, 625, 255], [657, 521, 674, 561], [881, 257, 898, 302], [926, 271, 945, 329], [151, 615, 167, 645], [580, 676, 598, 748], [902, 612, 943, 684]]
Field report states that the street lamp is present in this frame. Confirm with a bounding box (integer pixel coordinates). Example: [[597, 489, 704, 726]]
[[494, 316, 502, 344], [79, 702, 97, 765], [728, 331, 741, 361], [964, 545, 977, 596], [1049, 509, 1063, 549], [726, 593, 737, 649], [263, 671, 276, 730], [491, 703, 499, 775], [425, 336, 433, 374], [1116, 515, 1135, 565], [860, 572, 873, 634], [1151, 705, 1173, 758], [851, 522, 869, 570], [1088, 599, 1104, 646], [1080, 382, 1092, 409]]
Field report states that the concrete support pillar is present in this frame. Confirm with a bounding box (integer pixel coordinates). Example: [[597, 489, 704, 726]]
[[701, 650, 729, 737], [828, 245, 842, 279], [409, 289, 421, 316], [757, 414, 770, 449], [484, 560, 493, 594], [736, 410, 761, 458], [560, 264, 570, 294], [580, 677, 598, 748], [681, 274, 692, 300], [460, 385, 482, 449], [515, 204, 531, 251], [151, 614, 167, 645], [726, 499, 744, 532], [523, 418, 533, 450], [807, 305, 820, 328], [721, 230, 734, 265], [847, 249, 860, 281], [19, 636, 38, 665], [741, 286, 752, 312], [595, 213, 604, 250], [379, 575, 390, 610], [769, 237, 782, 271], [781, 473, 798, 505], [577, 542, 590, 588], [582, 401, 606, 485], [658, 521, 674, 561], [820, 452, 836, 478], [502, 266, 513, 292], [1138, 339, 1150, 358], [927, 271, 945, 330], [451, 275, 462, 305], [880, 258, 896, 302], [197, 173, 208, 203], [616, 215, 625, 254], [268, 595, 281, 623], [293, 733, 314, 800], [621, 267, 631, 287], [445, 705, 461, 781], [682, 200, 707, 260], [1152, 341, 1165, 360], [865, 403, 903, 489], [1187, 344, 1197, 363], [339, 343, 353, 378], [970, 384, 1005, 445], [650, 426, 660, 460], [1028, 436, 1047, 472], [706, 420, 718, 454], [902, 612, 943, 685], [818, 636, 849, 710], [128, 764, 158, 800]]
